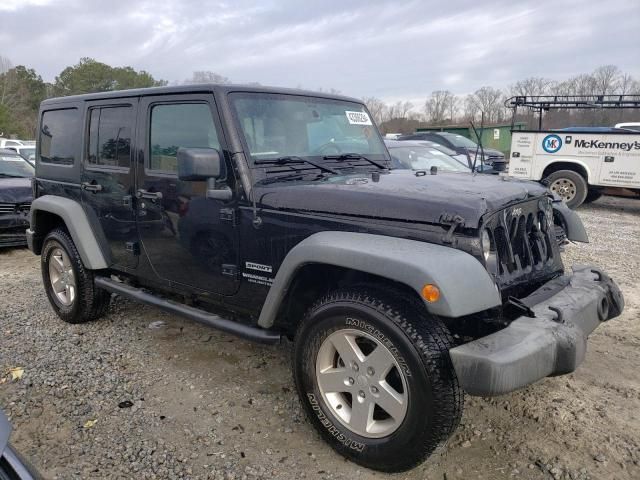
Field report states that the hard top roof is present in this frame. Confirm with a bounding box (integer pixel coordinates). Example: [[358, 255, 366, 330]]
[[41, 84, 362, 106]]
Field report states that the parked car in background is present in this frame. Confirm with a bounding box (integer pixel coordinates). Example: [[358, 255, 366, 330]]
[[7, 145, 37, 164], [0, 149, 34, 247], [0, 138, 25, 149], [408, 139, 473, 167], [614, 122, 640, 131], [384, 140, 470, 172], [398, 131, 506, 169], [1, 409, 40, 479], [555, 127, 635, 133]]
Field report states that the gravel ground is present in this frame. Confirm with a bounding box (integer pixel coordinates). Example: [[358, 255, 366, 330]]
[[1, 195, 639, 480]]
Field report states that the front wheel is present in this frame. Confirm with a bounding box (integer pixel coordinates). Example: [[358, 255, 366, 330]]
[[293, 288, 463, 472], [544, 169, 588, 208]]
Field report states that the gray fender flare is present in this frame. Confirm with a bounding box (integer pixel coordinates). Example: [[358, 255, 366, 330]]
[[552, 201, 589, 243], [30, 195, 110, 269], [257, 231, 502, 328]]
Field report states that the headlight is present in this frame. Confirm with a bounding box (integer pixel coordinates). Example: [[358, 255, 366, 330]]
[[481, 229, 491, 262]]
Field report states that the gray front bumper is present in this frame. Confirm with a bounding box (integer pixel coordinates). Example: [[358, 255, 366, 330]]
[[449, 266, 624, 396]]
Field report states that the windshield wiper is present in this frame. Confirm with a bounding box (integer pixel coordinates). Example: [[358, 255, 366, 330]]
[[0, 173, 25, 178], [322, 153, 388, 170], [259, 171, 327, 185], [254, 156, 338, 175]]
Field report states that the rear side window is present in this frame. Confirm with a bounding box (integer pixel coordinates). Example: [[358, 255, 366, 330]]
[[40, 108, 79, 165], [149, 103, 219, 173], [87, 106, 133, 169]]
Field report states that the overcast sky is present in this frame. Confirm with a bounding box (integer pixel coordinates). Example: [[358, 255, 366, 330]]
[[1, 0, 638, 103]]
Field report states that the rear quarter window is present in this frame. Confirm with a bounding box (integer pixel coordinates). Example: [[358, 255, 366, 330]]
[[40, 108, 79, 166]]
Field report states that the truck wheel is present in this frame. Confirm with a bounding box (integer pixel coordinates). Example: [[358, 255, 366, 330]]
[[293, 288, 463, 472], [583, 188, 603, 204], [41, 227, 111, 324], [544, 170, 587, 208]]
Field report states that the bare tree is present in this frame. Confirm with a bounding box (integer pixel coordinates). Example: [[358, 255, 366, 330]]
[[618, 73, 638, 95], [0, 55, 12, 74], [509, 77, 554, 97], [592, 65, 621, 95], [465, 87, 504, 123], [185, 71, 230, 85], [362, 96, 388, 125], [424, 90, 454, 124]]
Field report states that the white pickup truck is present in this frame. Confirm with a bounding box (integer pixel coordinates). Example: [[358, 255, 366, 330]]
[[508, 129, 640, 208]]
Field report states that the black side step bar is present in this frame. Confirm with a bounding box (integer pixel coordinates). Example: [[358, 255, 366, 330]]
[[94, 277, 281, 345]]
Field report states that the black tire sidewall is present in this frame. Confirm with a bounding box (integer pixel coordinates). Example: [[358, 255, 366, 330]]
[[546, 170, 587, 208], [294, 297, 437, 470], [41, 232, 80, 319]]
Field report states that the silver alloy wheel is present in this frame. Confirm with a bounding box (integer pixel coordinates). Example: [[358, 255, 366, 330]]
[[550, 177, 577, 202], [315, 329, 408, 438], [48, 247, 76, 306]]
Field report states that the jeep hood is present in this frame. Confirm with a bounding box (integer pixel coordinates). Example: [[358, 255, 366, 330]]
[[255, 170, 548, 228], [0, 177, 32, 204]]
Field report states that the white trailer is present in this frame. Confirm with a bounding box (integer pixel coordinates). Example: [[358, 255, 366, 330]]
[[508, 130, 640, 208]]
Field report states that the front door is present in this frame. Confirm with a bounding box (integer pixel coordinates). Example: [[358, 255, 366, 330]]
[[135, 94, 240, 296], [81, 100, 138, 270]]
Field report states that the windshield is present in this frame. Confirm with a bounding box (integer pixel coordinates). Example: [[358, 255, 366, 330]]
[[388, 146, 470, 172], [230, 93, 388, 164], [418, 140, 458, 157], [440, 133, 478, 149], [19, 147, 36, 160], [0, 155, 35, 177]]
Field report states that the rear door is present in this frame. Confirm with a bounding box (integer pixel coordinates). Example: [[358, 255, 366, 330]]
[[134, 93, 240, 296], [81, 100, 138, 270]]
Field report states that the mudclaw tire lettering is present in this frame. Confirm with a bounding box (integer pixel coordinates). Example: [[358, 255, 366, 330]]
[[293, 285, 463, 472]]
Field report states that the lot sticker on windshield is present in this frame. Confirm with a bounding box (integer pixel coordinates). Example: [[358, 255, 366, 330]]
[[345, 111, 372, 125]]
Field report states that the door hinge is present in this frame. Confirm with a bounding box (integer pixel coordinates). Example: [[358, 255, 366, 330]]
[[221, 264, 239, 278], [125, 241, 140, 255], [219, 208, 237, 225]]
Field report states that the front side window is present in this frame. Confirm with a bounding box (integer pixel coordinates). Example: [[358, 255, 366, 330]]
[[230, 93, 388, 163], [149, 103, 220, 173], [87, 106, 133, 168], [40, 108, 79, 165]]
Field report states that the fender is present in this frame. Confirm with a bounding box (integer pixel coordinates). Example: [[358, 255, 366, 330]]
[[536, 158, 592, 182], [552, 201, 589, 243], [29, 195, 110, 269], [258, 231, 502, 328]]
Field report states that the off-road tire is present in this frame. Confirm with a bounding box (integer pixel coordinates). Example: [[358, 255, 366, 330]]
[[293, 287, 463, 472], [544, 169, 588, 209], [583, 188, 603, 204], [41, 227, 111, 323]]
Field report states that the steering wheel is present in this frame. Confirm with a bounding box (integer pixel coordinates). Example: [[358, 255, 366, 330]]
[[312, 142, 342, 155]]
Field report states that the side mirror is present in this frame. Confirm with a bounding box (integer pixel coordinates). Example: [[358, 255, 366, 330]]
[[177, 147, 224, 181]]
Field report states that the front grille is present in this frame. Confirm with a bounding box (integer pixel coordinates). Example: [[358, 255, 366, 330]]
[[485, 198, 560, 286], [0, 202, 31, 214]]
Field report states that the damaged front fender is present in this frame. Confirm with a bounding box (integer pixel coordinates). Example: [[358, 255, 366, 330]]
[[552, 200, 588, 243]]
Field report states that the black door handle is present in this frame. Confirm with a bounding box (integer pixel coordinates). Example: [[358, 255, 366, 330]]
[[81, 181, 103, 192], [136, 189, 163, 200]]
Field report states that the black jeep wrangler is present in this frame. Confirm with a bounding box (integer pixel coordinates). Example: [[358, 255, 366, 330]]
[[27, 85, 624, 472]]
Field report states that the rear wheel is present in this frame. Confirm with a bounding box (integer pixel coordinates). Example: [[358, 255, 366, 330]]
[[41, 228, 110, 323], [293, 288, 463, 472], [544, 170, 587, 208]]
